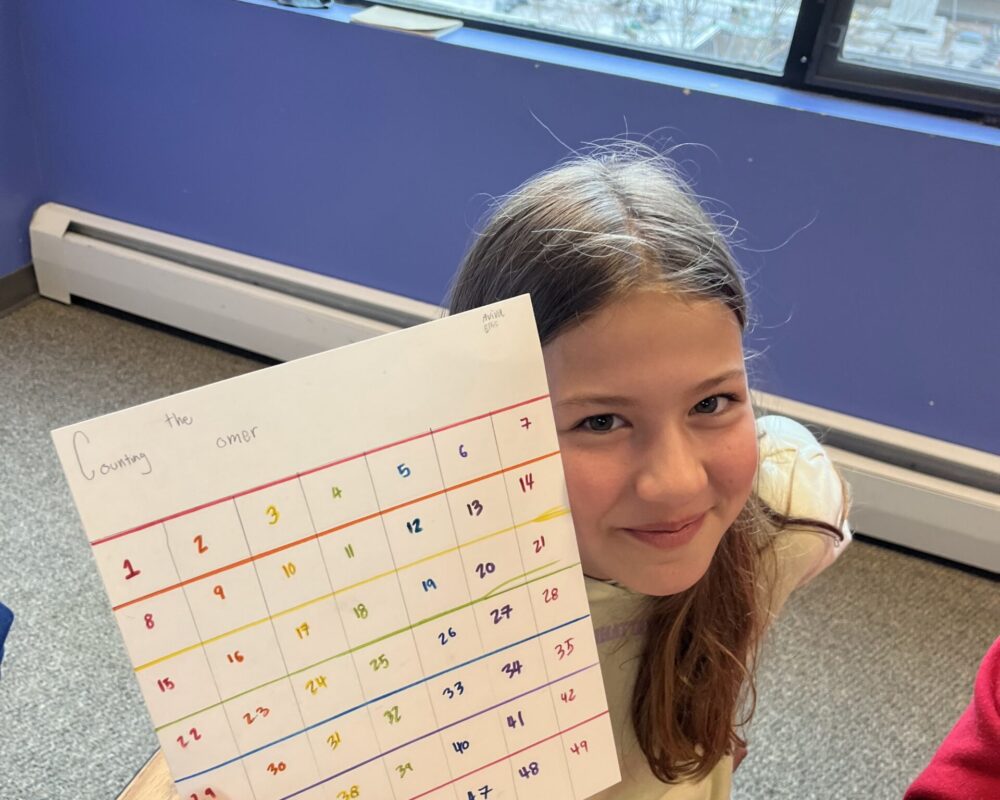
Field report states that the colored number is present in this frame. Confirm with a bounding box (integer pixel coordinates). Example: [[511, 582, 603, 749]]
[[467, 789, 492, 800], [193, 534, 208, 554], [157, 677, 175, 692], [501, 660, 523, 678], [295, 622, 310, 639], [555, 637, 575, 660], [243, 706, 270, 725], [395, 762, 413, 777], [520, 416, 532, 429], [177, 728, 202, 748], [543, 587, 559, 603], [265, 504, 280, 525], [369, 653, 389, 671], [490, 604, 513, 624], [384, 705, 401, 724], [475, 561, 496, 578], [336, 787, 360, 799], [353, 603, 368, 619], [331, 486, 343, 499], [560, 688, 576, 703], [438, 626, 457, 645], [144, 613, 155, 629], [123, 559, 141, 580], [517, 761, 540, 779], [570, 739, 589, 755], [282, 562, 296, 578], [519, 473, 534, 492], [441, 680, 464, 699], [266, 761, 287, 775], [344, 543, 356, 558], [533, 535, 546, 553], [189, 789, 216, 800], [327, 731, 342, 750], [458, 444, 468, 458], [213, 584, 226, 600], [397, 463, 411, 478], [466, 500, 483, 516], [226, 651, 244, 664], [305, 675, 328, 695], [406, 518, 422, 534], [506, 711, 525, 728], [421, 578, 438, 591]]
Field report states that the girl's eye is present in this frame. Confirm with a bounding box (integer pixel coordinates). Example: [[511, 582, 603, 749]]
[[578, 414, 625, 433], [691, 394, 737, 415]]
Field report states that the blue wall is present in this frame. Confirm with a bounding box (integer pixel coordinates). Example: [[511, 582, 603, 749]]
[[0, 0, 44, 277], [11, 0, 1000, 453]]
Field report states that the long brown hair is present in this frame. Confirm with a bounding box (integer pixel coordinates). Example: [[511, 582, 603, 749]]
[[448, 143, 846, 782]]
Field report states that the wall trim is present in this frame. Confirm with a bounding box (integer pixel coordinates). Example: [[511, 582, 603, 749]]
[[0, 264, 38, 315]]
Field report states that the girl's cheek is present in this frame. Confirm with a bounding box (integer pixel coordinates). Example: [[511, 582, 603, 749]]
[[722, 418, 760, 499], [560, 447, 610, 528]]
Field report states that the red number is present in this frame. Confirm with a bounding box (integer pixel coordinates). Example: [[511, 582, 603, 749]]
[[213, 585, 226, 600], [570, 740, 589, 755], [560, 688, 576, 703], [189, 790, 216, 800], [157, 677, 175, 692], [227, 651, 244, 664], [123, 559, 141, 580], [543, 587, 559, 603], [243, 707, 270, 725], [194, 534, 207, 554], [554, 637, 575, 660], [518, 473, 534, 493], [144, 613, 155, 629], [533, 536, 546, 553]]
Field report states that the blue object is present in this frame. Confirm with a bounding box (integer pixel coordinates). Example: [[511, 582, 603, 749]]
[[0, 602, 12, 677]]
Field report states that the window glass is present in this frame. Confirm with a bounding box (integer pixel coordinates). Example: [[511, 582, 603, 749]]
[[398, 0, 806, 74], [842, 0, 1000, 90]]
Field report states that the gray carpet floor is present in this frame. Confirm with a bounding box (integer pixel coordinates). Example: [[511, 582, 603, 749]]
[[0, 297, 996, 800]]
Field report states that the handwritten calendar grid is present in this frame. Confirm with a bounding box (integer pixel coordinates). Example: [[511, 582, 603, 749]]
[[89, 394, 618, 800]]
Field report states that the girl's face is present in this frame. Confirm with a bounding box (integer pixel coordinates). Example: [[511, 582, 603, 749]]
[[544, 290, 758, 596]]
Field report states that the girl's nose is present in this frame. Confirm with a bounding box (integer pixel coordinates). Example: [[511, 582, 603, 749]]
[[633, 431, 709, 505]]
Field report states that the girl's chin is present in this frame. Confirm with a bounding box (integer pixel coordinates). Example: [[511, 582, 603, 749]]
[[620, 567, 706, 597]]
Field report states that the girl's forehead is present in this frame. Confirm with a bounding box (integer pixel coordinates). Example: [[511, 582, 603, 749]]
[[545, 291, 743, 371]]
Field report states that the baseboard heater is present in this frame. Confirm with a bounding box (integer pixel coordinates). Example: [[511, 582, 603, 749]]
[[30, 203, 1000, 574]]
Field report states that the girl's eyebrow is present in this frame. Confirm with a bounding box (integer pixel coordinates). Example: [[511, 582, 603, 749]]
[[691, 367, 746, 395], [555, 368, 745, 409], [555, 394, 637, 409]]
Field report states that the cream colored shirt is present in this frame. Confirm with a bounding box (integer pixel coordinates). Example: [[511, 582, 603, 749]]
[[586, 415, 852, 800]]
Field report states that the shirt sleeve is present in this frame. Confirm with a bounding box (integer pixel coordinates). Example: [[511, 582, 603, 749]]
[[755, 415, 853, 602], [903, 636, 1000, 800]]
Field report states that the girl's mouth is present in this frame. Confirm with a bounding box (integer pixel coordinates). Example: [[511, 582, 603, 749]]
[[623, 513, 706, 548]]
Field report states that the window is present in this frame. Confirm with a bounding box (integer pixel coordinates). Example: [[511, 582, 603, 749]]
[[809, 0, 1000, 116], [383, 0, 807, 73], [373, 0, 1000, 120]]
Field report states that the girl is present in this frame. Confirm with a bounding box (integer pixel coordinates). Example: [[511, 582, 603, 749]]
[[448, 144, 851, 799]]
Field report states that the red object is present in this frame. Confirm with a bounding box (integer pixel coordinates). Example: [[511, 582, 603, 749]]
[[904, 636, 1000, 800]]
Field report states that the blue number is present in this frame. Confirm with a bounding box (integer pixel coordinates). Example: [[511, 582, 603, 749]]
[[397, 463, 411, 478]]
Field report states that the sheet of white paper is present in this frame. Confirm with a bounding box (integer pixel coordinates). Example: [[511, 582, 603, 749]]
[[350, 6, 463, 37], [53, 295, 620, 800]]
